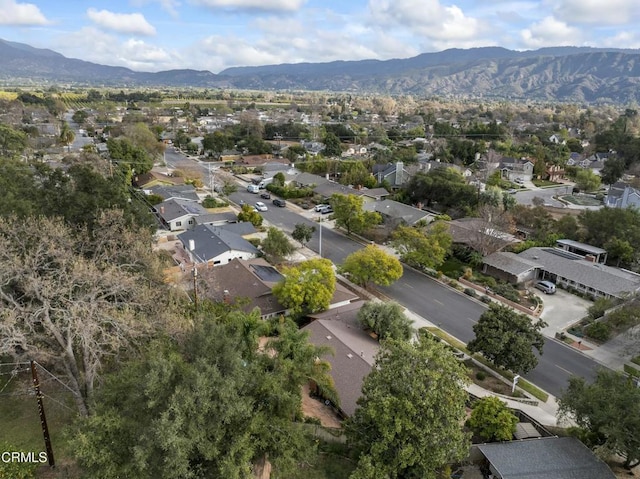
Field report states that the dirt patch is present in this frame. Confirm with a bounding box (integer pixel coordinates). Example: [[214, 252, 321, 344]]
[[301, 384, 342, 429], [465, 360, 523, 398]]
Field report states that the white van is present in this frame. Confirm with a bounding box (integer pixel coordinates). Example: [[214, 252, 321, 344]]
[[247, 184, 260, 193]]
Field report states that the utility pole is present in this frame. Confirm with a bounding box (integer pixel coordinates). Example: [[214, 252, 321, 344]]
[[318, 216, 323, 257], [192, 266, 198, 309], [30, 360, 55, 468]]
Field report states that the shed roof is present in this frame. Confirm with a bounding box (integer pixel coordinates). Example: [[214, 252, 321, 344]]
[[556, 239, 607, 255], [477, 437, 615, 479]]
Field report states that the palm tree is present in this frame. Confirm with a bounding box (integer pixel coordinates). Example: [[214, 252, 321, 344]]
[[59, 122, 75, 152]]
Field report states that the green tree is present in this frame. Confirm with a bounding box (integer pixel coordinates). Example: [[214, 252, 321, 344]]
[[72, 109, 89, 125], [391, 221, 452, 270], [341, 245, 403, 289], [71, 317, 324, 478], [237, 203, 263, 227], [559, 369, 640, 469], [330, 193, 382, 235], [604, 237, 635, 267], [202, 130, 233, 158], [404, 168, 478, 216], [107, 137, 153, 174], [345, 336, 470, 479], [600, 156, 626, 187], [357, 301, 414, 341], [467, 303, 547, 374], [468, 396, 518, 442], [574, 168, 601, 192], [291, 223, 316, 247], [272, 258, 336, 315], [262, 226, 294, 262], [59, 122, 75, 151], [0, 442, 38, 479], [322, 131, 342, 157], [579, 207, 640, 264]]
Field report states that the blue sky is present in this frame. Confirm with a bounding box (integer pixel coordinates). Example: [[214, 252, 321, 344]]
[[0, 0, 638, 73]]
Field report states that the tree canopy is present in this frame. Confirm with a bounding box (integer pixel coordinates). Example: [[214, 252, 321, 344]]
[[292, 223, 316, 247], [261, 226, 295, 262], [404, 168, 478, 217], [345, 336, 470, 479], [467, 303, 547, 374], [391, 220, 452, 270], [237, 203, 263, 227], [357, 301, 414, 341], [468, 396, 518, 442], [330, 193, 382, 235], [559, 369, 640, 469], [340, 245, 403, 290], [0, 211, 167, 416], [71, 315, 332, 478], [272, 258, 336, 315]]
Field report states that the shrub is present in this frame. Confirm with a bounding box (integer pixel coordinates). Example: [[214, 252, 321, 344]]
[[588, 298, 614, 319], [584, 321, 611, 342], [480, 295, 492, 304], [475, 371, 487, 381], [492, 283, 521, 303], [464, 288, 477, 297]]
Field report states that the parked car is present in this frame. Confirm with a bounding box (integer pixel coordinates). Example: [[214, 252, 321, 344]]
[[315, 204, 330, 212], [514, 178, 525, 185], [260, 192, 271, 199], [535, 280, 556, 294], [247, 184, 260, 193], [318, 205, 333, 214], [272, 198, 286, 207], [255, 201, 268, 212]]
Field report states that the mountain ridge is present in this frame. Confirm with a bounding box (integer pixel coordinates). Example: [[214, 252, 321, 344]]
[[1, 39, 640, 103]]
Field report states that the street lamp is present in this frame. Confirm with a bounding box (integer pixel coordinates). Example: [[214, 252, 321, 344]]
[[512, 374, 520, 393]]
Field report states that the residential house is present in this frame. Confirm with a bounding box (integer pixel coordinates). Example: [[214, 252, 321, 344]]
[[133, 170, 185, 188], [499, 157, 534, 182], [300, 140, 324, 156], [363, 199, 433, 229], [566, 152, 583, 166], [446, 218, 521, 255], [548, 134, 566, 145], [291, 172, 330, 189], [476, 436, 615, 479], [373, 162, 410, 189], [313, 181, 390, 203], [483, 246, 640, 299], [178, 222, 259, 265], [421, 160, 473, 178], [147, 184, 199, 202], [545, 164, 565, 182], [303, 301, 379, 417], [197, 257, 287, 319], [156, 199, 209, 231], [605, 182, 640, 209]]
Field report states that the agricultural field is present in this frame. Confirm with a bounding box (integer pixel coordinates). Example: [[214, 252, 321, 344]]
[[55, 92, 90, 110], [0, 91, 19, 100]]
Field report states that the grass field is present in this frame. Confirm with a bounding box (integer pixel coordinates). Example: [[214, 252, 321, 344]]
[[0, 91, 19, 100]]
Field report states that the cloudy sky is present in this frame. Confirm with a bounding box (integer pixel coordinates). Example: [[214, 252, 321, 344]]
[[1, 0, 638, 73]]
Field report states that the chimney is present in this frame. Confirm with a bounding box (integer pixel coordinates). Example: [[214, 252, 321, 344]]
[[188, 239, 195, 251], [160, 206, 165, 214], [585, 254, 596, 263], [223, 289, 231, 304], [395, 161, 403, 185]]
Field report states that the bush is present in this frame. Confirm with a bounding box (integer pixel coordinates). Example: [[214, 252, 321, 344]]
[[475, 371, 487, 381], [492, 283, 521, 303], [464, 288, 477, 297], [480, 295, 492, 304], [202, 196, 228, 208], [588, 298, 614, 319], [584, 321, 611, 342]]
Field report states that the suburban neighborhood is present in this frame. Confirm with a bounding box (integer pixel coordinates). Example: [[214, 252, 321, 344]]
[[1, 87, 640, 479]]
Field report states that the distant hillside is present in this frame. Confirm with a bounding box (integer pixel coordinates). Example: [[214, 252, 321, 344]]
[[1, 39, 640, 103]]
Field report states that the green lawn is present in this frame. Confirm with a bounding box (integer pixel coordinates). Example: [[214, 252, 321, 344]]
[[440, 257, 467, 278], [560, 194, 602, 206], [532, 179, 561, 187]]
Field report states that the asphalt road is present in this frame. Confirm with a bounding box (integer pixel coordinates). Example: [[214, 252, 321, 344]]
[[514, 185, 571, 207], [189, 151, 603, 397]]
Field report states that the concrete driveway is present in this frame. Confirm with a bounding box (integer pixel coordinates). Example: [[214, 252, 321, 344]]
[[536, 289, 592, 337]]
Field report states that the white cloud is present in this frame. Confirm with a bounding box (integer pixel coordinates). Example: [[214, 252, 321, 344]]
[[130, 0, 181, 17], [0, 0, 48, 25], [601, 31, 640, 49], [520, 16, 582, 48], [368, 0, 483, 41], [54, 27, 174, 71], [548, 0, 639, 25], [87, 8, 157, 36], [189, 0, 305, 12]]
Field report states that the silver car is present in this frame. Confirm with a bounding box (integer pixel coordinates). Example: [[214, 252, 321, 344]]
[[535, 280, 556, 294]]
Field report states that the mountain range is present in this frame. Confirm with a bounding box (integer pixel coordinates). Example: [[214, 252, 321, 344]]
[[2, 39, 640, 104]]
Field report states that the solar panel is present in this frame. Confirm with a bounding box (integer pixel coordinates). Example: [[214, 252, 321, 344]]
[[251, 265, 284, 283]]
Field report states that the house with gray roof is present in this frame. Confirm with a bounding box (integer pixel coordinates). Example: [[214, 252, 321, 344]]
[[605, 182, 640, 209], [155, 199, 209, 231], [483, 246, 640, 299], [477, 436, 615, 479], [363, 199, 432, 228], [291, 172, 330, 189], [148, 184, 199, 202], [373, 161, 410, 188], [197, 258, 287, 319], [178, 223, 259, 265], [313, 181, 390, 203], [499, 157, 534, 182], [303, 301, 378, 417]]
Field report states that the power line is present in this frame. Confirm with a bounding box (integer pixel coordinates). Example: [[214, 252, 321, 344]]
[[33, 361, 81, 398]]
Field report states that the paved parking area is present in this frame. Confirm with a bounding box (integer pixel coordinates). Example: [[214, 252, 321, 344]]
[[537, 289, 591, 337]]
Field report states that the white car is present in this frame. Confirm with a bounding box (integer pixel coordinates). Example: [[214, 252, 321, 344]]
[[315, 204, 330, 212], [255, 201, 268, 212]]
